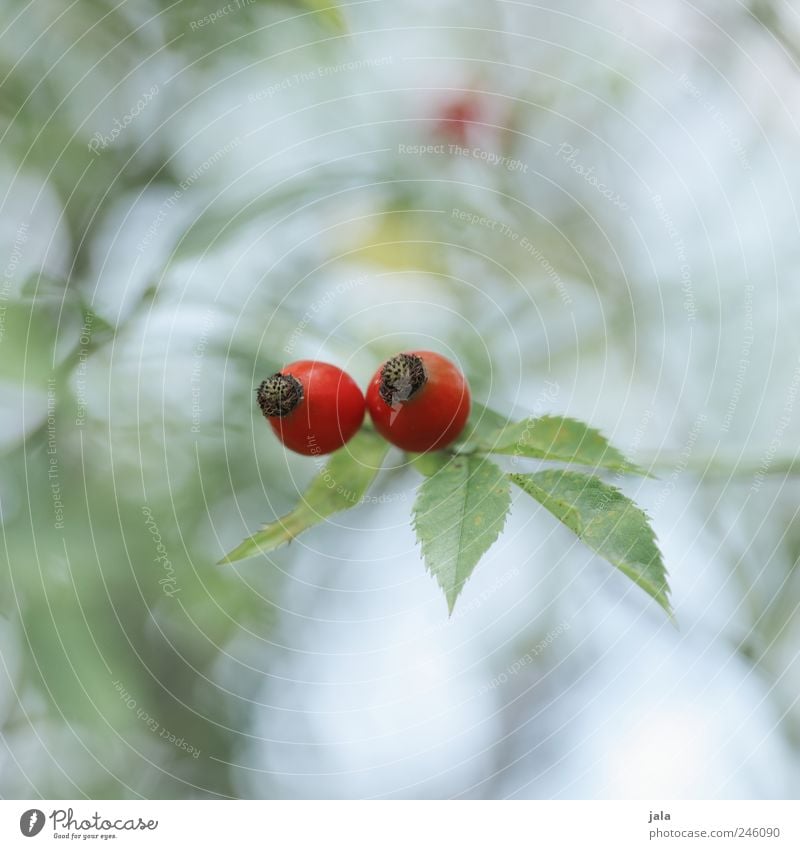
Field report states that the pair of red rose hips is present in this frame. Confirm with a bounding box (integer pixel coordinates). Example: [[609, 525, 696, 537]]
[[256, 351, 471, 455]]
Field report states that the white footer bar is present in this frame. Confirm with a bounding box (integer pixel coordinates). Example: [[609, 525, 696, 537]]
[[2, 800, 797, 848]]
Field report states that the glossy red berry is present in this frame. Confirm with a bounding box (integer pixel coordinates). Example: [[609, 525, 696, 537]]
[[366, 351, 471, 452], [257, 360, 365, 455]]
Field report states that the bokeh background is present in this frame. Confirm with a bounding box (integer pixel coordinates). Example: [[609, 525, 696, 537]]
[[2, 0, 800, 799]]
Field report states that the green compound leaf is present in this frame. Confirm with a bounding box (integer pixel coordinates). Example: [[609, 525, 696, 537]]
[[511, 470, 673, 619], [454, 401, 512, 451], [219, 430, 388, 564], [413, 455, 511, 613], [477, 414, 650, 476], [409, 451, 451, 477]]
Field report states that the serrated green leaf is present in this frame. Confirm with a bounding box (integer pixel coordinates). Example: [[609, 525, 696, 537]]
[[409, 451, 450, 477], [413, 456, 511, 613], [454, 401, 512, 451], [478, 414, 650, 476], [219, 429, 388, 564], [511, 470, 672, 618]]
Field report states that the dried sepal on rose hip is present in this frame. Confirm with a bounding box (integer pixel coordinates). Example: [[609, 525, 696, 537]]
[[366, 351, 471, 452], [257, 360, 365, 455]]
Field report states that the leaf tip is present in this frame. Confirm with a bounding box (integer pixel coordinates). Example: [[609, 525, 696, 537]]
[[662, 599, 678, 627], [217, 549, 241, 566], [445, 590, 460, 617]]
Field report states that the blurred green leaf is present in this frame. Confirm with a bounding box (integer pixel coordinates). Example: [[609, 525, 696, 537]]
[[511, 470, 672, 618], [24, 595, 133, 724], [475, 414, 650, 476], [296, 0, 348, 33], [219, 429, 389, 563], [0, 277, 85, 385], [413, 455, 510, 613]]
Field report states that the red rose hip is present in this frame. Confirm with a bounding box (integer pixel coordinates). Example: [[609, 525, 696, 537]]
[[257, 360, 365, 455], [366, 351, 471, 452]]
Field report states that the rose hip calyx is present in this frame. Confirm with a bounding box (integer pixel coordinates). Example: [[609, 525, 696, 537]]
[[378, 353, 427, 406], [256, 373, 304, 418]]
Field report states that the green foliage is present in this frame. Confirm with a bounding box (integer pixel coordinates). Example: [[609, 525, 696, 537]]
[[296, 0, 348, 32], [223, 404, 671, 618], [4, 0, 798, 798], [510, 471, 673, 618], [473, 414, 650, 476], [455, 401, 512, 450], [220, 429, 389, 563], [0, 280, 85, 386], [413, 456, 511, 613]]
